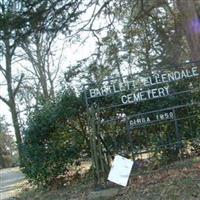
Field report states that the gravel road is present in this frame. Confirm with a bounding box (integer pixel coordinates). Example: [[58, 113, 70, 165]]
[[0, 167, 25, 200]]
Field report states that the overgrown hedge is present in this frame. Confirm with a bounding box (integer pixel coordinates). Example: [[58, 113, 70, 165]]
[[22, 90, 89, 186]]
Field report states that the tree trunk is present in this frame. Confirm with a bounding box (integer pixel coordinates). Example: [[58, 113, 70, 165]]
[[9, 99, 23, 163], [0, 153, 5, 168], [5, 39, 23, 165], [35, 34, 50, 99], [176, 0, 200, 61]]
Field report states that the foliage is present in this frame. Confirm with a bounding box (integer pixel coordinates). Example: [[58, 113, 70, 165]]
[[76, 0, 200, 168], [0, 0, 87, 164], [0, 116, 17, 168], [22, 89, 89, 186], [1, 0, 200, 185], [17, 157, 200, 200]]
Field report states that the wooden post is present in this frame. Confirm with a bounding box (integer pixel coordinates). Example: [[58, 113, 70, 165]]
[[88, 105, 110, 186]]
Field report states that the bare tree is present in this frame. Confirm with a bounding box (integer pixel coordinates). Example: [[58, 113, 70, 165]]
[[21, 32, 62, 100], [0, 0, 27, 162], [0, 0, 85, 163]]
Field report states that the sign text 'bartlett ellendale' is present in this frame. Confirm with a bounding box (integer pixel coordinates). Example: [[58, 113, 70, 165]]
[[88, 66, 199, 104]]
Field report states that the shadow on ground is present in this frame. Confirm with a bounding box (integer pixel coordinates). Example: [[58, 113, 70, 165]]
[[0, 167, 25, 200]]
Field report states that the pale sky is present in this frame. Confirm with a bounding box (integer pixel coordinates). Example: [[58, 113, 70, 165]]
[[0, 3, 115, 136], [0, 32, 97, 136]]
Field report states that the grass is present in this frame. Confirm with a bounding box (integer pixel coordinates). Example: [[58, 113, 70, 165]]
[[17, 157, 200, 200], [17, 174, 94, 200]]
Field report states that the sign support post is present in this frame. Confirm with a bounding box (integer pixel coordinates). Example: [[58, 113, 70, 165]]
[[88, 105, 109, 185]]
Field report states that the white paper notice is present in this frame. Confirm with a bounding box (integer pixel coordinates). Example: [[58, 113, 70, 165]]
[[107, 155, 133, 187]]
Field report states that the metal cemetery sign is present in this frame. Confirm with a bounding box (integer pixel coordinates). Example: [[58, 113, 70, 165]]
[[85, 65, 199, 106], [128, 108, 174, 128], [83, 61, 200, 157]]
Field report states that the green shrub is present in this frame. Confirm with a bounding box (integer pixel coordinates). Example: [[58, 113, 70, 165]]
[[22, 90, 89, 186]]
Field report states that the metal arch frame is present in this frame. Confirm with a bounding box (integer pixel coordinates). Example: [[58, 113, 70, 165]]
[[83, 60, 200, 170]]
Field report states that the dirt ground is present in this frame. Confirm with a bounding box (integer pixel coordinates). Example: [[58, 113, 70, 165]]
[[5, 157, 200, 200], [0, 167, 25, 200]]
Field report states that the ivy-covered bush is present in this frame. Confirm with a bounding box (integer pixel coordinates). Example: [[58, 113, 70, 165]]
[[22, 90, 89, 186]]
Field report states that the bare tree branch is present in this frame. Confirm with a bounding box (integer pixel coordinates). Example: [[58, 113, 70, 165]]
[[13, 73, 25, 97], [0, 95, 9, 106], [0, 64, 6, 78], [89, 0, 112, 30]]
